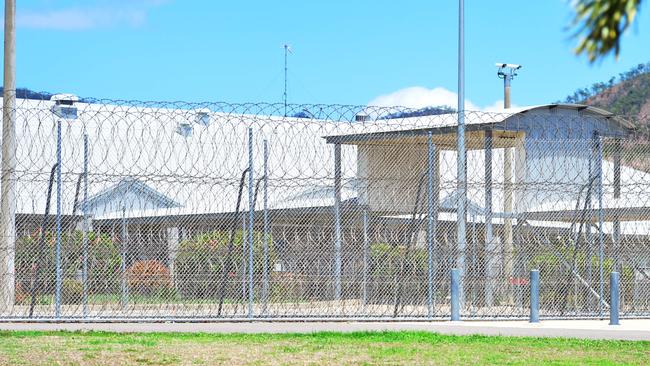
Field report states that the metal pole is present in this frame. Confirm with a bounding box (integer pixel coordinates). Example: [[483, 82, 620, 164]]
[[613, 138, 621, 272], [596, 132, 605, 319], [283, 45, 288, 117], [609, 271, 620, 325], [247, 128, 254, 318], [262, 140, 269, 314], [120, 206, 128, 310], [333, 143, 342, 300], [362, 208, 369, 307], [0, 0, 16, 312], [503, 75, 514, 304], [55, 119, 62, 318], [484, 130, 495, 307], [456, 0, 467, 303], [530, 269, 540, 323], [427, 132, 435, 318], [586, 139, 594, 309], [82, 133, 89, 318], [451, 268, 461, 321]]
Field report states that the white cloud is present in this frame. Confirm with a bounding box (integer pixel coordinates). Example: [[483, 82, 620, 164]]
[[17, 1, 169, 30], [368, 86, 515, 112]]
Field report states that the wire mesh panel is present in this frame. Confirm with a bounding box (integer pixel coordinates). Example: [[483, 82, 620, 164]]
[[0, 97, 648, 320]]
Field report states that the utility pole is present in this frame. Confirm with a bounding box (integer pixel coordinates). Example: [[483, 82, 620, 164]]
[[497, 63, 522, 303], [0, 0, 17, 312]]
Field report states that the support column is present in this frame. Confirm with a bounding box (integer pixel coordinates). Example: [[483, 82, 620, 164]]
[[484, 130, 497, 307], [333, 143, 342, 300]]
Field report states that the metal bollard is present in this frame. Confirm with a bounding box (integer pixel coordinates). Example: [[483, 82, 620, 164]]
[[451, 268, 461, 321], [530, 270, 540, 323], [610, 272, 620, 325]]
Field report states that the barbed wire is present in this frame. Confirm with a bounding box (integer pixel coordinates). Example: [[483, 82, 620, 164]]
[[0, 95, 648, 320]]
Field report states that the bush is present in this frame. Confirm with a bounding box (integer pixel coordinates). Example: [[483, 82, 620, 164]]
[[530, 249, 634, 311], [368, 242, 428, 304], [127, 260, 173, 297], [61, 279, 83, 305], [175, 230, 274, 300], [15, 230, 121, 297]]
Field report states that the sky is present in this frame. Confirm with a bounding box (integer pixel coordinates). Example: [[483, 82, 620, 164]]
[[4, 0, 650, 110]]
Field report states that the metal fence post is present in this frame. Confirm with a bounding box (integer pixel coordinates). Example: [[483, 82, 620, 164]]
[[121, 206, 128, 310], [484, 130, 495, 308], [610, 271, 620, 325], [82, 132, 89, 318], [247, 128, 255, 318], [333, 143, 342, 301], [596, 132, 605, 319], [427, 132, 435, 319], [451, 268, 461, 321], [362, 208, 369, 307], [262, 139, 269, 314], [530, 269, 540, 323], [55, 118, 62, 318]]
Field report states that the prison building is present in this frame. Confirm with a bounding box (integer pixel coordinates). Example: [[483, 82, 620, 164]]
[[2, 98, 649, 318]]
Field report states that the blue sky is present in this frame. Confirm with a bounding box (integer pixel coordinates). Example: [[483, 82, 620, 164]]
[[5, 0, 650, 109]]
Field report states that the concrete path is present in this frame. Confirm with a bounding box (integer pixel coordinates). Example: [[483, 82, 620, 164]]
[[1, 319, 649, 341]]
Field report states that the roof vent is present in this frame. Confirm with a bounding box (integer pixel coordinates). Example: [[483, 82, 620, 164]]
[[355, 113, 369, 122], [195, 108, 211, 126], [176, 121, 193, 137]]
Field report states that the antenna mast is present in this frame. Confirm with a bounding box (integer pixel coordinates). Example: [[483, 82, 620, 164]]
[[283, 44, 291, 117]]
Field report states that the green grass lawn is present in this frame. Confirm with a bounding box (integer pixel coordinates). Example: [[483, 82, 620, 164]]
[[0, 330, 648, 365]]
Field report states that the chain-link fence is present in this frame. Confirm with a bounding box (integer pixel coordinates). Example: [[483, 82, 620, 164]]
[[0, 97, 648, 320]]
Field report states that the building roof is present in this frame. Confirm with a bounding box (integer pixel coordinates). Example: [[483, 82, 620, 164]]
[[324, 104, 633, 145]]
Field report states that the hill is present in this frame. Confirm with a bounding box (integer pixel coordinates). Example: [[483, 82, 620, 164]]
[[564, 62, 650, 125]]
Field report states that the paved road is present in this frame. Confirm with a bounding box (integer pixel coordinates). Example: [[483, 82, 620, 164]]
[[1, 319, 649, 340]]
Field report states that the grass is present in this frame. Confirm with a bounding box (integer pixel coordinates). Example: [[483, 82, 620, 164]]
[[0, 331, 648, 365]]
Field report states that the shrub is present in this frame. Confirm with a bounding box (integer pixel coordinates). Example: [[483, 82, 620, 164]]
[[368, 242, 428, 304], [530, 249, 634, 311], [127, 260, 173, 297], [175, 230, 274, 300], [15, 230, 121, 297], [61, 279, 83, 305], [14, 282, 27, 304]]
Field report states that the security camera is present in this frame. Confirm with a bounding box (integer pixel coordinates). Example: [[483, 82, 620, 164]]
[[50, 93, 79, 120], [495, 63, 522, 70]]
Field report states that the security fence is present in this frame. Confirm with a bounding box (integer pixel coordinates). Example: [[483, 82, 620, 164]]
[[0, 97, 649, 321]]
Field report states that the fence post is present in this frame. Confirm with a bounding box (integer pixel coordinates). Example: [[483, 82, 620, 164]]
[[427, 132, 435, 319], [333, 143, 342, 301], [120, 206, 128, 310], [262, 139, 269, 315], [362, 208, 369, 307], [247, 128, 255, 319], [530, 269, 540, 323], [484, 130, 495, 308], [82, 132, 89, 318], [55, 118, 62, 318], [610, 272, 620, 325], [451, 268, 461, 321], [596, 132, 605, 319]]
